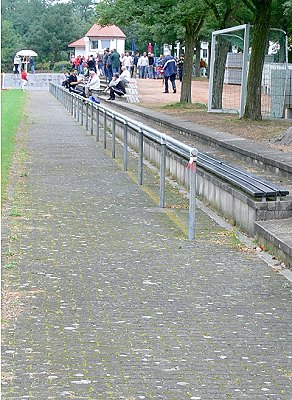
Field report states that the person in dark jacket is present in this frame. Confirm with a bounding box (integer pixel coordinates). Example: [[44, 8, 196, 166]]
[[68, 69, 84, 94], [110, 49, 120, 74], [87, 55, 96, 73], [177, 54, 184, 82], [162, 51, 177, 93]]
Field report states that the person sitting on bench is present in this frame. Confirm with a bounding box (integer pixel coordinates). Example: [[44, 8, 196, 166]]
[[68, 69, 84, 95], [119, 66, 131, 86], [104, 73, 126, 101], [84, 69, 101, 97]]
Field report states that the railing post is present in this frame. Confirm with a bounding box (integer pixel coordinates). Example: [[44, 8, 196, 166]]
[[96, 107, 100, 142], [159, 136, 167, 208], [112, 115, 116, 158], [80, 99, 84, 126], [103, 111, 107, 149], [74, 95, 77, 119], [71, 94, 74, 115], [85, 101, 89, 131], [138, 128, 144, 185], [90, 103, 93, 135], [123, 121, 128, 171], [188, 149, 198, 240], [77, 97, 80, 122]]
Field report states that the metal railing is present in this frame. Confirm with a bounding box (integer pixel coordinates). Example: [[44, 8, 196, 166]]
[[49, 83, 198, 239]]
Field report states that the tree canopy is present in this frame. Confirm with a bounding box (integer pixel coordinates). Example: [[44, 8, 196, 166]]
[[1, 0, 98, 71]]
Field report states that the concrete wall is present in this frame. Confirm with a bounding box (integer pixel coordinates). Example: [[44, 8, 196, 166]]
[[2, 73, 64, 90]]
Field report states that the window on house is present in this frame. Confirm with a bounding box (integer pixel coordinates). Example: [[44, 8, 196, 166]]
[[101, 40, 111, 49], [203, 49, 208, 58], [91, 40, 98, 49]]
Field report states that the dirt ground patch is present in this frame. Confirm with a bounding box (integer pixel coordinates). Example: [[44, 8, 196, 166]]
[[136, 78, 292, 151]]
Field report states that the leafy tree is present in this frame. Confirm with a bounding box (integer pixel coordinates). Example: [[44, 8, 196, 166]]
[[97, 0, 207, 103], [242, 0, 273, 120], [1, 0, 99, 66], [1, 20, 24, 72], [2, 0, 47, 38], [69, 0, 99, 23], [27, 3, 85, 62]]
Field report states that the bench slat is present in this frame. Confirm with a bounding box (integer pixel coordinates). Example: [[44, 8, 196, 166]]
[[198, 153, 289, 198]]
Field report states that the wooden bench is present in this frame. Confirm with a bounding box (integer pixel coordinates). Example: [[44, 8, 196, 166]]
[[197, 153, 289, 201]]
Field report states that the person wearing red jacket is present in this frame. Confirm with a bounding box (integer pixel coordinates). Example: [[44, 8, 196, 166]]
[[21, 69, 28, 90]]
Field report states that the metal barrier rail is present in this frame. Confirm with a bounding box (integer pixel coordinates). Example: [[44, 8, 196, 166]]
[[49, 83, 198, 239]]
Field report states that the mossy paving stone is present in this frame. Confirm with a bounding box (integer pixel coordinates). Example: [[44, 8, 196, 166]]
[[1, 91, 291, 400]]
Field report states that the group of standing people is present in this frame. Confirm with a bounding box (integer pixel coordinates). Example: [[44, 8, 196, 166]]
[[13, 54, 36, 90], [67, 49, 208, 99], [13, 54, 35, 75]]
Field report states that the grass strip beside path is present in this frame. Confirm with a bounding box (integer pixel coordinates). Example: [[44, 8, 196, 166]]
[[1, 89, 26, 202]]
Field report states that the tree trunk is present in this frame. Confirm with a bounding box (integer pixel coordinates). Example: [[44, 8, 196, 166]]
[[195, 38, 200, 77], [243, 0, 272, 120], [180, 22, 196, 103], [211, 36, 229, 109]]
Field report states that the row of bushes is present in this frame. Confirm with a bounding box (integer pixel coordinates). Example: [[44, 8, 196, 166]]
[[32, 61, 72, 72]]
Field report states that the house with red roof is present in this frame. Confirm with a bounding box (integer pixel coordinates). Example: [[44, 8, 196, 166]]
[[68, 24, 126, 57]]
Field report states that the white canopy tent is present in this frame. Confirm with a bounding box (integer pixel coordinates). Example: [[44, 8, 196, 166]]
[[16, 50, 38, 72]]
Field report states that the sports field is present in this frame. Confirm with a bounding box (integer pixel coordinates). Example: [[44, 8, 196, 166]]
[[1, 89, 26, 202]]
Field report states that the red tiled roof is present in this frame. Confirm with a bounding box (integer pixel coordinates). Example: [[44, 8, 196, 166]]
[[86, 24, 126, 38], [68, 38, 85, 47]]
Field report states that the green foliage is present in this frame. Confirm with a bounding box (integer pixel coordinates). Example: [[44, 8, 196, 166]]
[[1, 20, 24, 72], [1, 0, 97, 64], [52, 61, 72, 72], [35, 61, 52, 71], [27, 3, 85, 62], [96, 0, 189, 53], [1, 90, 26, 202], [70, 0, 99, 23]]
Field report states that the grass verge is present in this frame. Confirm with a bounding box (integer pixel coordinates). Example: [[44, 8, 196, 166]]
[[1, 89, 26, 203], [162, 102, 207, 110]]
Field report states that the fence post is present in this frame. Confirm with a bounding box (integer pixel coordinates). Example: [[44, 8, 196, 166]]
[[74, 95, 77, 119], [90, 103, 93, 135], [103, 111, 107, 149], [96, 107, 100, 142], [85, 101, 89, 131], [71, 95, 74, 115], [77, 97, 80, 122], [123, 121, 128, 171], [159, 136, 167, 208], [188, 148, 198, 240], [112, 115, 116, 158], [138, 128, 143, 185], [81, 99, 84, 126]]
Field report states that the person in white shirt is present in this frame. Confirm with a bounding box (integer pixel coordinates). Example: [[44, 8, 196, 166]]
[[119, 66, 131, 85], [84, 69, 100, 97], [121, 52, 133, 71], [137, 52, 149, 79], [13, 55, 21, 74]]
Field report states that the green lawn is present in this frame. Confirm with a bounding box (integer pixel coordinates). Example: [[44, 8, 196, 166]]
[[1, 89, 26, 202]]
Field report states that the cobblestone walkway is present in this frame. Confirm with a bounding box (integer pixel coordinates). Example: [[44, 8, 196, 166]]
[[1, 91, 291, 400]]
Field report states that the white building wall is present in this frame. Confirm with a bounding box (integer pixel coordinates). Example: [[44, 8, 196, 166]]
[[169, 41, 209, 61], [71, 38, 125, 57]]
